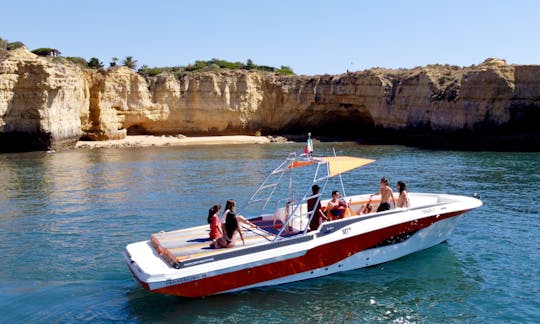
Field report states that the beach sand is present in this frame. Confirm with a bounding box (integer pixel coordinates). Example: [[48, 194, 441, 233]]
[[75, 135, 277, 149]]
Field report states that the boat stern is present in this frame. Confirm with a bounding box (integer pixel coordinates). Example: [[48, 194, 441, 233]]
[[124, 249, 151, 291], [124, 240, 174, 292]]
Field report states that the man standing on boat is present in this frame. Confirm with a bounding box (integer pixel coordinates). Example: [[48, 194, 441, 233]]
[[307, 185, 328, 230], [371, 177, 396, 212]]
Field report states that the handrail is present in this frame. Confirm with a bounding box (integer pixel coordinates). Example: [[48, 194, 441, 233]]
[[241, 153, 297, 211], [273, 161, 331, 241], [239, 152, 336, 242]]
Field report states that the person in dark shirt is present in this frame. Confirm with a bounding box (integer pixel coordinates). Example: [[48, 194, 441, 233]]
[[307, 185, 328, 230], [214, 199, 245, 248]]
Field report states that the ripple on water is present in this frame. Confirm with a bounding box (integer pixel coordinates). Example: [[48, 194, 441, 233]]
[[0, 145, 538, 322]]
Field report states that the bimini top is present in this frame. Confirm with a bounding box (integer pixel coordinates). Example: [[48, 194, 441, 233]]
[[288, 155, 375, 178], [319, 156, 375, 177]]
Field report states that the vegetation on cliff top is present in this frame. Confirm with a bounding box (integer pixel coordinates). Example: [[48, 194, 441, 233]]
[[0, 36, 295, 77], [0, 37, 25, 51], [137, 58, 295, 78]]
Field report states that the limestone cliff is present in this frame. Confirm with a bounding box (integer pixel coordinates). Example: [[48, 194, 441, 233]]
[[1, 47, 539, 152], [82, 67, 169, 140], [0, 47, 88, 151]]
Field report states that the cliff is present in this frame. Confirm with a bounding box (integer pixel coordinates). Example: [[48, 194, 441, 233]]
[[0, 47, 87, 151], [1, 48, 539, 152]]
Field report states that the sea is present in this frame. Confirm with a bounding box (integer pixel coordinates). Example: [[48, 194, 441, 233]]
[[0, 142, 538, 323]]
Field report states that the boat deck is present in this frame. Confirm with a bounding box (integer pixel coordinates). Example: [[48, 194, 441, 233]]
[[149, 198, 390, 268], [150, 218, 298, 268]]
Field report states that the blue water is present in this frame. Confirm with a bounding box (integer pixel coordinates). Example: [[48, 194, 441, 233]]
[[0, 143, 538, 323]]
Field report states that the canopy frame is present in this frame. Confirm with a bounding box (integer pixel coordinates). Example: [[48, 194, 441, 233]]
[[239, 152, 375, 241]]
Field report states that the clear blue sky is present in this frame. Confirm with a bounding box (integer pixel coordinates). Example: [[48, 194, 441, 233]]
[[2, 0, 539, 75]]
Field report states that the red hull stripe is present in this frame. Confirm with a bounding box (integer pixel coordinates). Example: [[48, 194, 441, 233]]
[[151, 210, 467, 297]]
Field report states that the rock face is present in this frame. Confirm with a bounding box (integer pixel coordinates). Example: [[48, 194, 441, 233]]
[[1, 48, 539, 152], [0, 47, 87, 151], [82, 67, 169, 140]]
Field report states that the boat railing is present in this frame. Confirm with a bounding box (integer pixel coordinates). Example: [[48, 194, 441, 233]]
[[241, 153, 298, 212], [273, 191, 327, 241], [238, 152, 334, 241], [272, 197, 310, 228]]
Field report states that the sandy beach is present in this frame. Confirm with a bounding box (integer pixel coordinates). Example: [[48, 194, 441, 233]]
[[75, 135, 280, 149]]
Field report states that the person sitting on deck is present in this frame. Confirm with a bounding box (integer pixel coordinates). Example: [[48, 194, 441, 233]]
[[326, 190, 348, 220], [358, 199, 373, 214], [371, 177, 396, 212], [207, 204, 223, 244], [214, 199, 255, 248], [307, 185, 329, 231], [396, 180, 410, 208], [219, 199, 257, 228]]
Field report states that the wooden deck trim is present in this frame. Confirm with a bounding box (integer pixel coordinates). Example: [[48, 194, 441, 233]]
[[150, 223, 279, 267]]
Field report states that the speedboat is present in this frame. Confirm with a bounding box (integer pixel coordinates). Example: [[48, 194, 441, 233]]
[[124, 149, 482, 298]]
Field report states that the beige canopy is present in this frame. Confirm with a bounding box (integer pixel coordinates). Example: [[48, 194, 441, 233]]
[[319, 156, 375, 177]]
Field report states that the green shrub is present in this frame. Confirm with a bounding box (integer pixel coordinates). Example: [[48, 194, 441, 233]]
[[138, 65, 184, 77], [276, 65, 295, 75], [138, 66, 163, 77], [32, 47, 61, 57], [7, 41, 25, 50], [146, 68, 165, 77], [185, 60, 210, 71], [65, 56, 88, 68], [88, 57, 104, 69], [209, 58, 244, 69], [256, 65, 276, 72], [137, 58, 295, 76]]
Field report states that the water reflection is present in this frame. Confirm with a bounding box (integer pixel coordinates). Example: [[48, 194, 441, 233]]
[[0, 152, 52, 220]]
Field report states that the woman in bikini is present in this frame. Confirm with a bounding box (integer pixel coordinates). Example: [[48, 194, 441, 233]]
[[396, 180, 410, 208], [214, 199, 255, 248], [208, 204, 223, 246]]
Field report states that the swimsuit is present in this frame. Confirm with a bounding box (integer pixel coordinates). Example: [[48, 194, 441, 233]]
[[329, 207, 344, 218], [329, 199, 347, 218], [224, 211, 238, 240], [377, 202, 391, 212], [209, 215, 222, 240]]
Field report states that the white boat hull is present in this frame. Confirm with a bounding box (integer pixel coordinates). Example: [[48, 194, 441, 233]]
[[125, 193, 481, 297], [228, 215, 462, 293]]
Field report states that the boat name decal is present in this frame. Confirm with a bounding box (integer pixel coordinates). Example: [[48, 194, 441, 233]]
[[342, 227, 352, 235], [422, 208, 436, 214], [166, 274, 207, 286]]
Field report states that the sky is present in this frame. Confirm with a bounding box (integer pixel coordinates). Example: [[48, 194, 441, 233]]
[[1, 0, 539, 75]]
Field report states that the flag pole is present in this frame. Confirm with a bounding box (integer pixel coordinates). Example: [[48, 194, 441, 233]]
[[333, 148, 347, 198]]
